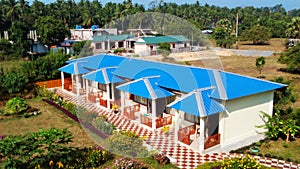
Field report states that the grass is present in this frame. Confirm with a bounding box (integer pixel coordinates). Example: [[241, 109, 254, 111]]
[[259, 138, 300, 163], [0, 59, 23, 73], [0, 98, 179, 169], [0, 97, 96, 148]]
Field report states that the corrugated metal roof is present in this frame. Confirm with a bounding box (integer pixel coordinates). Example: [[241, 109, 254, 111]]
[[82, 67, 123, 84], [116, 76, 174, 99], [113, 58, 286, 100], [58, 62, 90, 75], [140, 35, 189, 45], [67, 54, 126, 70], [167, 88, 225, 117], [93, 34, 134, 42]]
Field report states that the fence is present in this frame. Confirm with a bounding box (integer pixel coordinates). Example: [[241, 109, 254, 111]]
[[156, 116, 172, 128], [178, 125, 196, 145], [204, 133, 220, 149], [123, 104, 140, 120], [36, 78, 71, 89]]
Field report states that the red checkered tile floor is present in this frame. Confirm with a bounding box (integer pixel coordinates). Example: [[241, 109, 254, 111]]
[[56, 89, 300, 169]]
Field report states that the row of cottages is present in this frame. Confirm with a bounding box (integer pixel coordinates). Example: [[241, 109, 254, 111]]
[[58, 54, 285, 153], [91, 34, 191, 56]]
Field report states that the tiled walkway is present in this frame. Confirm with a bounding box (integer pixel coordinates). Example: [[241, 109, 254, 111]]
[[56, 89, 300, 169]]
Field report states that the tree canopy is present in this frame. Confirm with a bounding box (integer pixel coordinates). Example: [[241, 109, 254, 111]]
[[240, 25, 272, 44], [278, 43, 300, 72]]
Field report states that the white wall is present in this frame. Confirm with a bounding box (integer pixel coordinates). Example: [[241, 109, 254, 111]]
[[135, 44, 150, 57], [222, 91, 274, 146]]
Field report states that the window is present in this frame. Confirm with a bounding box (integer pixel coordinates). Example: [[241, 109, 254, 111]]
[[150, 45, 153, 50], [172, 44, 175, 48], [133, 95, 148, 106], [184, 113, 200, 124], [98, 83, 107, 91]]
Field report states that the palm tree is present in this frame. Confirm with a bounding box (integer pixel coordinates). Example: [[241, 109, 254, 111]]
[[2, 0, 20, 22]]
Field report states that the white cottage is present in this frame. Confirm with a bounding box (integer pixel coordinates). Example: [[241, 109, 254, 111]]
[[59, 54, 285, 153]]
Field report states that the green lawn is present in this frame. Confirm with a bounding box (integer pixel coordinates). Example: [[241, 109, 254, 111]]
[[0, 98, 179, 168], [0, 59, 23, 73]]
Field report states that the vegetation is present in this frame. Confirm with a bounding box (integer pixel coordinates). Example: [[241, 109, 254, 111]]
[[213, 19, 236, 48], [278, 43, 300, 72], [241, 25, 272, 44], [196, 155, 272, 169], [256, 56, 266, 76], [257, 112, 299, 142], [158, 42, 171, 56]]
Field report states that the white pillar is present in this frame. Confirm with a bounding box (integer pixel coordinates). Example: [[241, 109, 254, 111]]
[[111, 83, 115, 101], [174, 110, 180, 143], [106, 84, 110, 109], [151, 99, 156, 130], [86, 79, 89, 100], [61, 72, 64, 90], [199, 117, 206, 153], [219, 112, 225, 146], [120, 91, 125, 116], [76, 75, 80, 96]]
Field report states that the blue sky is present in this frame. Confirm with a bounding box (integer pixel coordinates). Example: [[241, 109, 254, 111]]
[[30, 0, 299, 11]]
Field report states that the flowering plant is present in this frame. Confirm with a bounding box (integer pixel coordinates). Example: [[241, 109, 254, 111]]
[[114, 158, 144, 169]]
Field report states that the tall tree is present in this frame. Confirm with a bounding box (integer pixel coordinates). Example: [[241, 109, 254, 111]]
[[286, 17, 300, 39], [34, 16, 70, 47]]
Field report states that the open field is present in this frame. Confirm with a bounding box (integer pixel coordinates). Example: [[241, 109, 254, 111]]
[[0, 97, 96, 148]]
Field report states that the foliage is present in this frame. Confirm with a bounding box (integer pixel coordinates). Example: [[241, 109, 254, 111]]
[[240, 25, 272, 44], [286, 17, 300, 39], [195, 161, 222, 169], [278, 43, 300, 72], [0, 69, 29, 94], [114, 157, 146, 169], [221, 155, 266, 169], [0, 39, 14, 61], [92, 115, 116, 135], [256, 57, 265, 75], [72, 40, 93, 57], [257, 112, 299, 142], [213, 19, 236, 48], [4, 97, 29, 115], [108, 130, 148, 157], [271, 77, 297, 115], [34, 16, 70, 47], [8, 20, 30, 58], [158, 42, 171, 56], [0, 128, 72, 168]]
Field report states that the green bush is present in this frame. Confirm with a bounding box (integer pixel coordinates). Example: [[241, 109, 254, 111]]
[[4, 97, 29, 115], [92, 115, 116, 135], [108, 130, 148, 157], [0, 128, 72, 168], [221, 155, 268, 169], [196, 161, 222, 169]]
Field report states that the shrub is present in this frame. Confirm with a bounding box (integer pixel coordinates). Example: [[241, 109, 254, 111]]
[[221, 155, 263, 169], [4, 97, 29, 115], [0, 128, 72, 168], [92, 115, 116, 135], [196, 161, 222, 169], [108, 130, 148, 157]]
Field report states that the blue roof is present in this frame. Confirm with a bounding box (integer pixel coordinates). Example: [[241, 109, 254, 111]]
[[82, 67, 123, 84], [67, 54, 126, 70], [113, 58, 286, 100], [58, 62, 90, 75], [116, 76, 174, 99], [168, 87, 226, 117]]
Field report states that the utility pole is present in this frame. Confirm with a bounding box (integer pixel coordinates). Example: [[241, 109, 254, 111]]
[[236, 13, 239, 46]]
